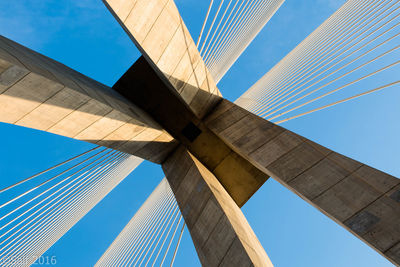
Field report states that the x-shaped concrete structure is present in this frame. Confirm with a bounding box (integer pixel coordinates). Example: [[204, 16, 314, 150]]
[[0, 0, 399, 265]]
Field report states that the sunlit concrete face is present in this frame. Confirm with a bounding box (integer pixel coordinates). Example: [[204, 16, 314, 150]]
[[0, 31, 272, 266], [163, 146, 273, 267], [102, 0, 222, 119], [0, 8, 272, 263], [1, 0, 399, 265], [103, 0, 271, 208], [113, 56, 269, 207], [102, 2, 400, 260], [0, 35, 177, 164]]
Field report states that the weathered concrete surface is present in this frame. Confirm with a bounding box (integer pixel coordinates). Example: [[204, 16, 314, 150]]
[[102, 0, 222, 119], [0, 35, 177, 163], [205, 99, 400, 266], [163, 145, 273, 267]]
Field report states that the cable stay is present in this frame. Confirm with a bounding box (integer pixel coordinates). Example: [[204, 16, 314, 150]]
[[235, 0, 400, 124]]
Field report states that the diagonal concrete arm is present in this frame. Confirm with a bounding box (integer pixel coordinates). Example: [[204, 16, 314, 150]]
[[204, 99, 400, 266], [103, 32, 399, 264], [0, 35, 178, 163], [102, 0, 222, 119]]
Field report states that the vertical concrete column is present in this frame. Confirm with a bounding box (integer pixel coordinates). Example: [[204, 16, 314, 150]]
[[204, 99, 400, 266], [162, 145, 273, 267]]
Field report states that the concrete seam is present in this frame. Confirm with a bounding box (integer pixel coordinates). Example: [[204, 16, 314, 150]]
[[167, 150, 196, 195], [216, 233, 238, 267], [207, 104, 246, 131], [179, 15, 201, 89], [350, 166, 400, 195], [0, 39, 35, 71], [195, 198, 225, 248], [200, 97, 224, 120], [180, 56, 203, 93], [141, 0, 171, 46], [167, 19, 193, 81], [209, 144, 235, 172], [245, 126, 289, 157], [44, 98, 92, 132], [71, 108, 115, 139], [9, 84, 64, 124], [0, 68, 30, 96], [56, 73, 88, 96], [10, 41, 63, 85], [384, 240, 400, 254], [98, 118, 141, 142], [95, 124, 148, 150], [155, 23, 181, 65], [343, 181, 400, 227], [72, 77, 111, 108], [199, 212, 233, 265], [179, 168, 211, 210], [159, 141, 182, 165], [122, 0, 139, 23], [287, 153, 329, 184], [264, 136, 309, 175], [13, 85, 67, 125], [309, 162, 363, 201], [33, 62, 61, 85], [197, 91, 222, 119], [218, 114, 256, 142], [131, 131, 170, 157]]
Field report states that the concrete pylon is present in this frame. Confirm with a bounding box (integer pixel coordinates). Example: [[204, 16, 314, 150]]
[[0, 0, 398, 265], [101, 1, 400, 263], [114, 55, 399, 266], [163, 145, 273, 266]]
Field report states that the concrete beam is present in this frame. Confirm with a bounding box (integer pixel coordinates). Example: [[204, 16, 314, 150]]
[[0, 35, 177, 163], [102, 0, 222, 119], [162, 145, 273, 267], [204, 99, 400, 266]]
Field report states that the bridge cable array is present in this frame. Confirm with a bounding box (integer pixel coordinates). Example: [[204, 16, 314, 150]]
[[4, 0, 400, 265], [197, 0, 285, 83], [0, 147, 142, 266], [235, 0, 400, 123], [96, 178, 184, 267]]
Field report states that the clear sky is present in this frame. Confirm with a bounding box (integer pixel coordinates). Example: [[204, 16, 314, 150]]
[[0, 0, 399, 266]]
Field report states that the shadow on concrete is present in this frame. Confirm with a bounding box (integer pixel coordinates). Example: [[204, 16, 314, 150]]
[[0, 35, 219, 165], [87, 139, 179, 164], [0, 35, 161, 129]]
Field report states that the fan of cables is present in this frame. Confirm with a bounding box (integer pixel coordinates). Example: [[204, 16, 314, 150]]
[[197, 0, 285, 83], [96, 178, 184, 267], [236, 0, 400, 124], [0, 146, 142, 266]]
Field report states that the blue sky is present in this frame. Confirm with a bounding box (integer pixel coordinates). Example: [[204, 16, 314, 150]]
[[0, 0, 399, 266]]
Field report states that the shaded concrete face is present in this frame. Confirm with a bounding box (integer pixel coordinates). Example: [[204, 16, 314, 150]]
[[102, 0, 222, 119], [205, 99, 400, 266], [2, 0, 398, 264], [103, 0, 267, 206], [162, 146, 273, 267], [115, 56, 268, 207], [113, 55, 270, 262], [0, 35, 178, 163]]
